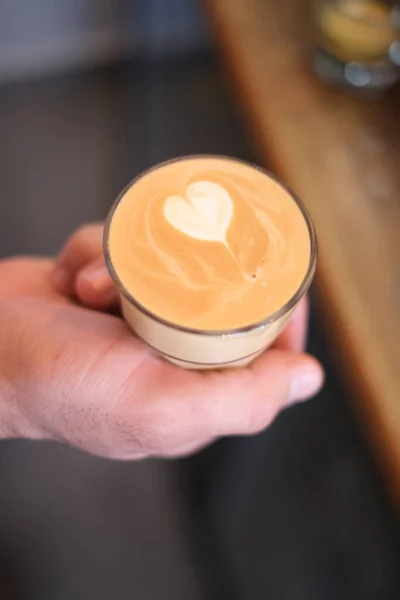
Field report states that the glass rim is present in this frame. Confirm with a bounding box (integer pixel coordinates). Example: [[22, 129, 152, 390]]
[[103, 154, 318, 337]]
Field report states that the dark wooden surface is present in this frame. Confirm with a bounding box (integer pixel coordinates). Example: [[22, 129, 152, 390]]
[[207, 0, 400, 503]]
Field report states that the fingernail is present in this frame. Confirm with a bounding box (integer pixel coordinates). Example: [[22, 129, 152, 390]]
[[84, 264, 112, 292], [52, 267, 70, 292], [289, 369, 324, 404]]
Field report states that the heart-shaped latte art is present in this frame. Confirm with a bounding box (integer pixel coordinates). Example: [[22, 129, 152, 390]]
[[164, 180, 233, 243]]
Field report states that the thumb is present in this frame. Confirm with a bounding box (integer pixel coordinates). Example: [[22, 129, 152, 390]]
[[200, 349, 324, 437]]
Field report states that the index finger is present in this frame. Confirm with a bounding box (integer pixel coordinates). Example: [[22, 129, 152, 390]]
[[53, 223, 104, 295]]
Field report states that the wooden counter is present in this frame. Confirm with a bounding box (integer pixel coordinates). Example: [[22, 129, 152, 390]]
[[207, 0, 400, 502]]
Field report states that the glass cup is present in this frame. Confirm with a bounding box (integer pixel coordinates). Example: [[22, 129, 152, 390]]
[[313, 0, 400, 90], [103, 157, 318, 370]]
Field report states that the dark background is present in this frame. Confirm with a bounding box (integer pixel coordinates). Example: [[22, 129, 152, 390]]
[[0, 1, 399, 598]]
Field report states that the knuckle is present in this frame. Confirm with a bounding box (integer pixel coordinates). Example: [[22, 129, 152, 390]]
[[60, 223, 104, 260], [243, 401, 277, 435], [73, 223, 103, 247]]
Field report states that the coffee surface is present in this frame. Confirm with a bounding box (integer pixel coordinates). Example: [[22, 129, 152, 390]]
[[108, 157, 311, 330]]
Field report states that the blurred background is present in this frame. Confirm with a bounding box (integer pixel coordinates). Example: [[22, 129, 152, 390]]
[[0, 0, 400, 598]]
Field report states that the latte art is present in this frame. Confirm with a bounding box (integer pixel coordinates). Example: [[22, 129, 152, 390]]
[[164, 180, 260, 283], [108, 157, 311, 330], [164, 181, 232, 243]]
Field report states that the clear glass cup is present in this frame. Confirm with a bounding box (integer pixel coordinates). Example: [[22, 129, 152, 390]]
[[313, 0, 400, 90], [103, 156, 318, 370]]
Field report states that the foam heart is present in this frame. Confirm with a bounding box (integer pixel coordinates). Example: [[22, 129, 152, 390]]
[[164, 180, 233, 243]]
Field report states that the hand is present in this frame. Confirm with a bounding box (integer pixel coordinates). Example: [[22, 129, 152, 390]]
[[0, 231, 323, 462]]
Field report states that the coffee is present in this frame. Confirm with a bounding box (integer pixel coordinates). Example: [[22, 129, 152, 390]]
[[104, 156, 317, 369]]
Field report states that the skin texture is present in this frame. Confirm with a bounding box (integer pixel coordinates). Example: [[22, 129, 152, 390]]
[[0, 224, 324, 460]]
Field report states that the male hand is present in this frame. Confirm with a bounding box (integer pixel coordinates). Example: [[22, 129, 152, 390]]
[[0, 226, 323, 460]]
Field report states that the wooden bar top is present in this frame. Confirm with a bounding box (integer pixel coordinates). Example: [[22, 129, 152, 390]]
[[207, 0, 400, 502]]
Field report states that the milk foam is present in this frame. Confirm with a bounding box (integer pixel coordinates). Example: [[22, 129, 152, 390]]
[[108, 157, 311, 330], [163, 180, 258, 282], [164, 181, 232, 243]]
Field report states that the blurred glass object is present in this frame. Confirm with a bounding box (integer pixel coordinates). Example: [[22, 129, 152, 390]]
[[313, 0, 400, 90]]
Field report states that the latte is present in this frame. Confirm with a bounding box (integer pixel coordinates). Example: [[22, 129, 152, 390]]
[[104, 156, 317, 369]]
